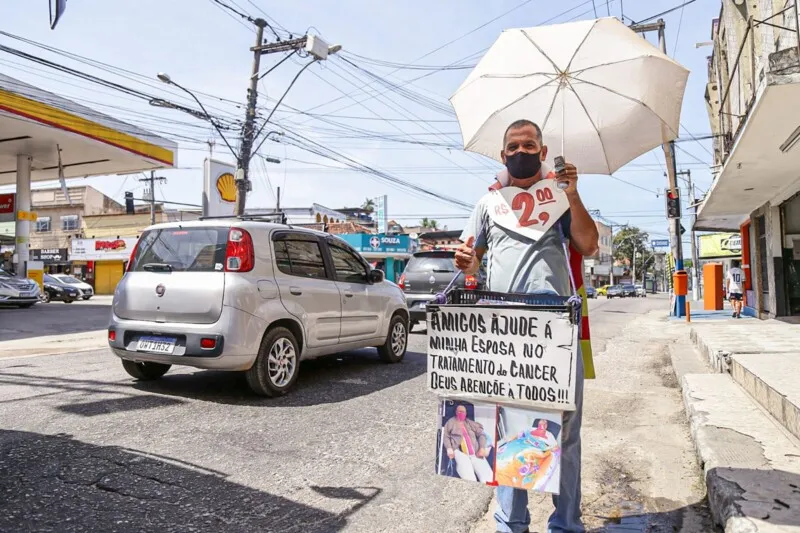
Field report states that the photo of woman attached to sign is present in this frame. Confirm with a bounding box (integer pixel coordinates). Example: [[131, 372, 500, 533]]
[[435, 400, 496, 484], [495, 407, 562, 494]]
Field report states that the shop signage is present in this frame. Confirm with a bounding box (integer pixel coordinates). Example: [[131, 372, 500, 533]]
[[203, 159, 237, 217], [699, 233, 742, 259], [339, 233, 411, 254], [0, 194, 14, 223], [71, 238, 138, 261], [30, 248, 69, 263]]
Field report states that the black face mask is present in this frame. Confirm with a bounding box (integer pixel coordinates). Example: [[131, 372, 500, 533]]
[[504, 151, 542, 179]]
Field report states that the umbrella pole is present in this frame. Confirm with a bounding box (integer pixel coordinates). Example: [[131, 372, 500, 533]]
[[557, 84, 569, 190]]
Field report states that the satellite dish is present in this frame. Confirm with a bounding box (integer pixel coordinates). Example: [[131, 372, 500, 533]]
[[409, 233, 419, 239]]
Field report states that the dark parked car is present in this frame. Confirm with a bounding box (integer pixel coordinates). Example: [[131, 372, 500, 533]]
[[584, 286, 597, 299], [621, 284, 638, 298], [42, 274, 80, 303], [400, 250, 485, 328], [606, 285, 624, 299]]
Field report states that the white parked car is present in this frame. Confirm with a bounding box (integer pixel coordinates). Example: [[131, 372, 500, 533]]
[[109, 220, 409, 397], [0, 268, 40, 308], [635, 284, 647, 297], [52, 274, 94, 300]]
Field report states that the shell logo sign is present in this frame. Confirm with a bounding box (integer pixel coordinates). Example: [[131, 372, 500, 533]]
[[216, 172, 237, 203], [204, 159, 237, 217]]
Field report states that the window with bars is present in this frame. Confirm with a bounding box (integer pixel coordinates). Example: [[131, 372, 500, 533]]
[[61, 215, 79, 231], [35, 217, 51, 232]]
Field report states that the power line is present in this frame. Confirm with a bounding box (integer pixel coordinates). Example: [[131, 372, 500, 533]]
[[633, 0, 697, 26], [591, 0, 599, 17], [208, 0, 256, 23], [672, 1, 686, 57]]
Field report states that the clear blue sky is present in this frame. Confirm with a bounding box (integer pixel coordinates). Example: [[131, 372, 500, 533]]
[[1, 0, 720, 248]]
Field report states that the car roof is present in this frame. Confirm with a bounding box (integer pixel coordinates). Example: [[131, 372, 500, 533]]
[[412, 250, 455, 256], [142, 219, 330, 238]]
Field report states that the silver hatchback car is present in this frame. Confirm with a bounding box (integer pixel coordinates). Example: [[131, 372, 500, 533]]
[[109, 220, 409, 397]]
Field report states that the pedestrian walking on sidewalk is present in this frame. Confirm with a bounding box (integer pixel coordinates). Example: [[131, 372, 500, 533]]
[[727, 260, 745, 318], [454, 119, 599, 533]]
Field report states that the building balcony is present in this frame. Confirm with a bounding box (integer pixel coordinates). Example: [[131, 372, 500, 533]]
[[696, 3, 800, 231]]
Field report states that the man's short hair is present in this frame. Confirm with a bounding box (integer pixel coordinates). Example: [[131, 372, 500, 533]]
[[503, 119, 543, 147], [732, 259, 741, 268]]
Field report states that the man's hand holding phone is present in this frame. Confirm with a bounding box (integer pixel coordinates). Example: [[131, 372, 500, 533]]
[[455, 236, 479, 274]]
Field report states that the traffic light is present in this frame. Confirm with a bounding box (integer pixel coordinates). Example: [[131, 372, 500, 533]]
[[665, 189, 681, 219], [125, 191, 134, 214]]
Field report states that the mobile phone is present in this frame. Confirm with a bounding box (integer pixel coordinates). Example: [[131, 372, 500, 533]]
[[554, 156, 568, 190]]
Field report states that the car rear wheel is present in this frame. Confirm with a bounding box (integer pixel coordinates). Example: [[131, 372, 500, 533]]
[[378, 314, 408, 363], [246, 327, 300, 397], [121, 360, 171, 380], [64, 299, 74, 304], [41, 293, 50, 303], [83, 296, 91, 301]]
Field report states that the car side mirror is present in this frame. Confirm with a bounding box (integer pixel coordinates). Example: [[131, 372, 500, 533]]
[[369, 269, 385, 283]]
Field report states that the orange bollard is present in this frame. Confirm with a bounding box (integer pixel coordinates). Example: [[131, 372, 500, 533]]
[[686, 300, 691, 323]]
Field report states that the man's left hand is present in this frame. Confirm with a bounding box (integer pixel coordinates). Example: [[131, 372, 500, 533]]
[[556, 162, 579, 196], [477, 448, 489, 458]]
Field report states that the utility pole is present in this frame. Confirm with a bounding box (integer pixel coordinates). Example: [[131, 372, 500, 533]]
[[677, 169, 701, 301], [235, 18, 268, 217], [139, 171, 167, 225], [632, 19, 686, 317]]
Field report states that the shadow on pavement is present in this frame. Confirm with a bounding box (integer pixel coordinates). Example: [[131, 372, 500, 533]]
[[0, 429, 380, 532], [132, 348, 427, 407], [0, 303, 111, 341], [56, 394, 186, 416]]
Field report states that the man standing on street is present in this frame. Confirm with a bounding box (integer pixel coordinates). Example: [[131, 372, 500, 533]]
[[727, 260, 745, 318], [455, 119, 598, 533]]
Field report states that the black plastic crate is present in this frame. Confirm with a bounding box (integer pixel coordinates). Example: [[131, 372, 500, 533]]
[[434, 289, 581, 325]]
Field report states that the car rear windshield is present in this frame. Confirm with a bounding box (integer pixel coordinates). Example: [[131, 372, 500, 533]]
[[131, 227, 228, 272], [406, 253, 455, 273]]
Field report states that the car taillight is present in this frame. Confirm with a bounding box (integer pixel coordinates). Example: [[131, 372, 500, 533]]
[[465, 275, 478, 290], [108, 329, 116, 342], [126, 238, 140, 272], [398, 273, 406, 290], [200, 338, 216, 349], [225, 227, 254, 272]]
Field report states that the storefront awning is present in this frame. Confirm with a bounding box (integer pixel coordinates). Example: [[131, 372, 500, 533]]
[[695, 77, 800, 231], [0, 73, 178, 185]]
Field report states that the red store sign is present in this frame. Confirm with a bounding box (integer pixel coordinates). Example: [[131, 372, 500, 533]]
[[0, 194, 14, 221]]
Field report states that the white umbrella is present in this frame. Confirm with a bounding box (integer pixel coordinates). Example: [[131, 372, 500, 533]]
[[450, 17, 690, 175]]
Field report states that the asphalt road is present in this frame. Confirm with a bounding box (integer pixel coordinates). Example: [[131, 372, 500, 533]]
[[0, 295, 711, 532], [0, 295, 112, 341]]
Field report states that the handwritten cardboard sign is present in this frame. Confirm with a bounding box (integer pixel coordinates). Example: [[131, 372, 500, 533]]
[[486, 183, 569, 241], [427, 306, 578, 411]]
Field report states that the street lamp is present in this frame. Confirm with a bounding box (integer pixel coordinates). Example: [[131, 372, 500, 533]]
[[155, 72, 238, 161]]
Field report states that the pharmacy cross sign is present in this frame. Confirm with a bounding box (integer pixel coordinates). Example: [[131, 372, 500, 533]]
[[369, 237, 381, 249]]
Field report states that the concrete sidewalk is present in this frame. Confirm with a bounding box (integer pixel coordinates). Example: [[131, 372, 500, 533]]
[[0, 330, 108, 358], [682, 318, 800, 532]]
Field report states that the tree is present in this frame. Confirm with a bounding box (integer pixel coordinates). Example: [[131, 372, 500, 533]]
[[420, 218, 439, 230], [361, 198, 375, 214], [613, 226, 651, 280]]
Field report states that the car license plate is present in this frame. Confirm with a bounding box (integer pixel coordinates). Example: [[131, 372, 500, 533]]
[[21, 291, 34, 297], [419, 303, 426, 310], [136, 336, 176, 354]]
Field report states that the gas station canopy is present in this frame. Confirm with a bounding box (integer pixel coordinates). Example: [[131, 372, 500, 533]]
[[0, 73, 178, 185]]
